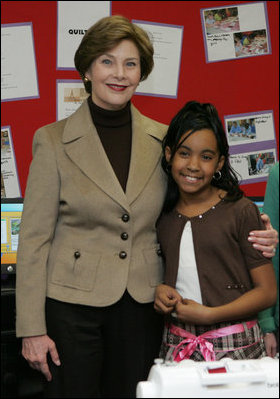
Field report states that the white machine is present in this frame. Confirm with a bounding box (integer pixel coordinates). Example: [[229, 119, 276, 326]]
[[136, 357, 279, 398]]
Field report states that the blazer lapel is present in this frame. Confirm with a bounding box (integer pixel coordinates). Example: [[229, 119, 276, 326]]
[[62, 101, 130, 210], [126, 105, 163, 205]]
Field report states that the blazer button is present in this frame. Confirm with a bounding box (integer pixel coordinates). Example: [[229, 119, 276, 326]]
[[122, 214, 129, 222], [157, 248, 162, 256], [121, 232, 128, 240], [74, 251, 81, 259], [119, 251, 127, 259]]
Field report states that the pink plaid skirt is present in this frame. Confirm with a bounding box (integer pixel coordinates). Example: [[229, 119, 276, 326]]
[[160, 316, 266, 362]]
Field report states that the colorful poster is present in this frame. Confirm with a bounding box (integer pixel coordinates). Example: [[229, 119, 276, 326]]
[[1, 126, 21, 197], [230, 149, 277, 184], [201, 2, 271, 63], [224, 111, 278, 184]]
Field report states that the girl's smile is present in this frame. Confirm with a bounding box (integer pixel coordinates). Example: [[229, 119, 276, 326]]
[[179, 173, 202, 184]]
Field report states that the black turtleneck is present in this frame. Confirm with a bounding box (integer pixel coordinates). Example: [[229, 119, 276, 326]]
[[87, 96, 132, 192]]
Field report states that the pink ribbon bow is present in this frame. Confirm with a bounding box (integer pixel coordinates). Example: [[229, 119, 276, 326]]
[[173, 334, 215, 362], [170, 320, 257, 362]]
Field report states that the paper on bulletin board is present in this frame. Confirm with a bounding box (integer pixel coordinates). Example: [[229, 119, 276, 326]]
[[230, 148, 277, 185], [57, 1, 111, 70], [225, 110, 277, 184], [1, 126, 21, 198], [1, 23, 39, 102], [225, 110, 276, 149], [133, 20, 184, 98], [57, 80, 89, 120], [201, 1, 271, 63]]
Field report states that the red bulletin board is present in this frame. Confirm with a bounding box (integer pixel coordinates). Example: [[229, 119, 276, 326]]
[[1, 1, 279, 197]]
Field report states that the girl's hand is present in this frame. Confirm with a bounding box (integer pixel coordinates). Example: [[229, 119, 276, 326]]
[[154, 284, 182, 314], [249, 214, 278, 257], [175, 299, 213, 325]]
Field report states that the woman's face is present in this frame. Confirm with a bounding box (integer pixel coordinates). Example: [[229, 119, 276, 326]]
[[85, 39, 141, 110]]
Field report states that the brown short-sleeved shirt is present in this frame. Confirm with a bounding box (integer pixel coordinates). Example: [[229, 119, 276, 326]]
[[157, 197, 272, 307]]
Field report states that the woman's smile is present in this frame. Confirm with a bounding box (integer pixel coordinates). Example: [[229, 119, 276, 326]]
[[106, 83, 128, 91]]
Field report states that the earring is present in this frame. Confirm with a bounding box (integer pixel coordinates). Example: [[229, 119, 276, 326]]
[[165, 164, 172, 174], [84, 77, 89, 83], [213, 171, 222, 180]]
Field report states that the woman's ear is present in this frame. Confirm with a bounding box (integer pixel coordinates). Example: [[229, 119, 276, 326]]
[[165, 146, 172, 163]]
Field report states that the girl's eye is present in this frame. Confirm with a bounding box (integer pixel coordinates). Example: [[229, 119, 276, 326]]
[[202, 155, 212, 160], [179, 151, 190, 157]]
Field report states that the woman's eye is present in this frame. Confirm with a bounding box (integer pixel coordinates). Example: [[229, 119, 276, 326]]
[[126, 61, 136, 67], [101, 59, 111, 65]]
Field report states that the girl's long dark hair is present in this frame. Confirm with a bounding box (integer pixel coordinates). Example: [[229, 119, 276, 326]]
[[161, 101, 243, 213]]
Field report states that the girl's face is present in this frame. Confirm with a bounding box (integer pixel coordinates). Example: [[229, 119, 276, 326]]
[[165, 129, 225, 197], [85, 39, 141, 111]]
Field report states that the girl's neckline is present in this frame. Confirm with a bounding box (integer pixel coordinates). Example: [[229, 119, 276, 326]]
[[173, 198, 225, 220]]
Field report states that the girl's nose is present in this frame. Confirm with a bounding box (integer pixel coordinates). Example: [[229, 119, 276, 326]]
[[187, 156, 200, 171]]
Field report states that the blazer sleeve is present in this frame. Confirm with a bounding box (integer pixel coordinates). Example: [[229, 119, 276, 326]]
[[16, 127, 60, 337]]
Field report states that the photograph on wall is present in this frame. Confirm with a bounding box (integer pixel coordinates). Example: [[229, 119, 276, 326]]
[[1, 22, 39, 102], [233, 29, 268, 57], [132, 20, 183, 98], [201, 1, 271, 63], [225, 111, 276, 147], [57, 1, 111, 69], [227, 118, 256, 141], [57, 80, 88, 120], [204, 7, 240, 35], [1, 126, 21, 198], [230, 149, 277, 184]]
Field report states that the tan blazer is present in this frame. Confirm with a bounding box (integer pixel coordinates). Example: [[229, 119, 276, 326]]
[[16, 100, 168, 337]]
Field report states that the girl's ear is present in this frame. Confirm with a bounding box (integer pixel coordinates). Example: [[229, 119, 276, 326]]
[[216, 155, 225, 173], [165, 146, 172, 163]]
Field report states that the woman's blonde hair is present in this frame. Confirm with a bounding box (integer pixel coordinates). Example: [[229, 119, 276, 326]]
[[74, 15, 154, 94]]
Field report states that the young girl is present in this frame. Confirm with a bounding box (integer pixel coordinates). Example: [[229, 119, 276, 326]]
[[154, 101, 277, 362]]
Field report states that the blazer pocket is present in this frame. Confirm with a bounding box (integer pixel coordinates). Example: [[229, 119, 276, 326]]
[[51, 248, 101, 291], [143, 246, 164, 287]]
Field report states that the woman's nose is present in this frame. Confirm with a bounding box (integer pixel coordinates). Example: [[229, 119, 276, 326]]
[[113, 64, 125, 79]]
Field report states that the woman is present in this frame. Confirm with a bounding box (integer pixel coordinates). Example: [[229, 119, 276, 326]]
[[258, 162, 279, 357], [15, 15, 278, 398]]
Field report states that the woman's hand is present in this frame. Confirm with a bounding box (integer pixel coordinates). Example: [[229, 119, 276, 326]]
[[175, 299, 213, 325], [249, 213, 278, 257], [154, 284, 182, 314], [22, 335, 61, 381]]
